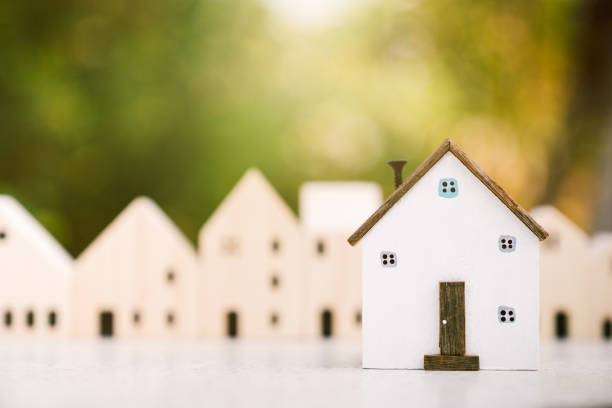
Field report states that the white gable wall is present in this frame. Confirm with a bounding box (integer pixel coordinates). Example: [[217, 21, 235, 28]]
[[361, 152, 539, 370], [531, 206, 593, 339], [199, 169, 304, 338], [0, 197, 72, 338]]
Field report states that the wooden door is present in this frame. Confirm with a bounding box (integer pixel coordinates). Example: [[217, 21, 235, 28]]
[[439, 282, 465, 356]]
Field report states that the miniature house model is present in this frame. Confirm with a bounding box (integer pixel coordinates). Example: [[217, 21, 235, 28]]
[[299, 182, 382, 339], [348, 139, 548, 370], [199, 169, 303, 339], [73, 197, 198, 339], [0, 196, 72, 338], [531, 205, 594, 340], [587, 234, 612, 341]]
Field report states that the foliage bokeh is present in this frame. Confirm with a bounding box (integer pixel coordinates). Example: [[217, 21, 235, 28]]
[[2, 0, 608, 254]]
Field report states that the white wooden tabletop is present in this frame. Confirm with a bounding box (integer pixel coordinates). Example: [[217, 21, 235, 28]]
[[0, 340, 610, 407]]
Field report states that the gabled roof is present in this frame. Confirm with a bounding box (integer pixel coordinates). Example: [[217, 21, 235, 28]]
[[348, 139, 549, 246], [199, 168, 298, 237], [77, 196, 195, 261]]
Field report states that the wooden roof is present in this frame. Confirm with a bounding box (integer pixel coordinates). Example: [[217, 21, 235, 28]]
[[347, 139, 549, 246]]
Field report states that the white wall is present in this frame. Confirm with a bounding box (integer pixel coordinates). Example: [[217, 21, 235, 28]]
[[531, 206, 594, 339], [0, 196, 72, 339], [361, 152, 539, 370], [300, 182, 381, 339], [199, 169, 304, 339]]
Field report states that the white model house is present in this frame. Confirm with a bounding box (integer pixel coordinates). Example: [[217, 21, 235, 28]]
[[73, 197, 198, 339], [199, 169, 303, 339], [587, 234, 612, 341], [348, 139, 548, 370], [531, 205, 594, 340], [0, 195, 72, 338], [299, 182, 382, 339]]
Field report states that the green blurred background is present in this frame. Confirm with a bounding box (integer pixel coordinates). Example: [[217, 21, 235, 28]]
[[2, 0, 612, 255]]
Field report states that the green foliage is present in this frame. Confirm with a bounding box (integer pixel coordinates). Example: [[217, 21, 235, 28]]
[[0, 0, 579, 253]]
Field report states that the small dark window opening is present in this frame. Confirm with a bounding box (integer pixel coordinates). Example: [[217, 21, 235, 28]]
[[317, 240, 325, 255], [166, 269, 175, 284], [270, 275, 280, 289], [355, 311, 362, 326], [603, 319, 612, 340], [555, 311, 569, 339], [26, 310, 34, 328], [166, 312, 175, 327], [4, 311, 12, 328], [133, 311, 141, 325], [270, 313, 279, 327], [226, 311, 239, 338], [321, 309, 333, 338], [271, 239, 280, 253], [99, 311, 114, 337], [48, 310, 57, 328], [0, 231, 6, 240]]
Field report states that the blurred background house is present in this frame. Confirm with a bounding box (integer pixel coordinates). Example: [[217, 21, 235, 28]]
[[73, 197, 198, 339], [0, 196, 72, 338], [199, 169, 304, 339], [299, 181, 382, 339]]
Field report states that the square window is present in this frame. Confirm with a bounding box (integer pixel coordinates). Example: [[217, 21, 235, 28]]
[[438, 178, 458, 198], [498, 306, 516, 323], [380, 251, 397, 267], [499, 235, 517, 252]]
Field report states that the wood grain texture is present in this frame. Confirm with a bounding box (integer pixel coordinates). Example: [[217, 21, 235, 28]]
[[347, 138, 549, 246], [439, 282, 465, 356], [424, 354, 480, 371]]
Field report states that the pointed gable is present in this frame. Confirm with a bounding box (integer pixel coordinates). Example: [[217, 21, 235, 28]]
[[199, 168, 298, 237], [77, 196, 195, 263], [348, 139, 548, 245], [0, 195, 73, 273]]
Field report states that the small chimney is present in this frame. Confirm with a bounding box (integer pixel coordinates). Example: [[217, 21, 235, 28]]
[[387, 160, 407, 189]]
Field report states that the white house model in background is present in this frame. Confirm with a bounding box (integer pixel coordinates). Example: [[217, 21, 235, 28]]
[[531, 205, 594, 340], [348, 139, 548, 370], [73, 197, 198, 339], [199, 169, 303, 339], [299, 182, 382, 340], [588, 234, 612, 341], [0, 196, 72, 338]]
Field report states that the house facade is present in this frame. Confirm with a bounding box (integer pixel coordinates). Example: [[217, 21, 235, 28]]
[[73, 197, 198, 339], [199, 169, 303, 339], [349, 139, 548, 370], [0, 196, 72, 338], [588, 234, 612, 341], [531, 205, 594, 340], [299, 182, 382, 339]]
